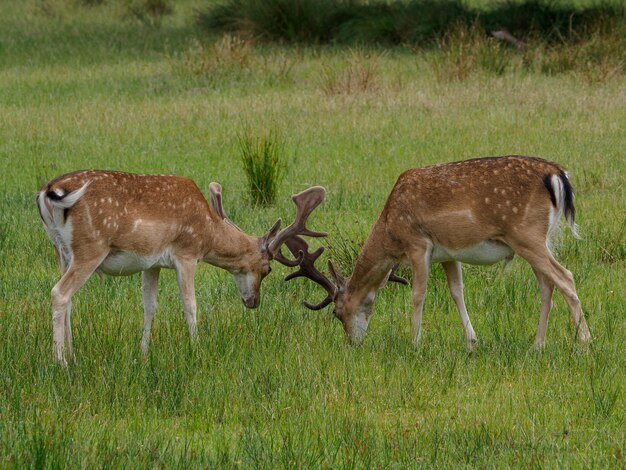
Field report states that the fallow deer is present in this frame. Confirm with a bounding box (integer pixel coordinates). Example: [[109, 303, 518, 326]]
[[37, 170, 326, 364], [282, 156, 591, 349]]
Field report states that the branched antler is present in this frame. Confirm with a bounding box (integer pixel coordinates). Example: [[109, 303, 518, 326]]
[[282, 238, 408, 310], [273, 186, 407, 310], [269, 186, 327, 264], [282, 236, 336, 310]]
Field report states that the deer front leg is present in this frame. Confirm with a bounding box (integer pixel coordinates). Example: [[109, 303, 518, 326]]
[[141, 268, 160, 357], [442, 261, 478, 350], [175, 259, 198, 341], [407, 247, 430, 346]]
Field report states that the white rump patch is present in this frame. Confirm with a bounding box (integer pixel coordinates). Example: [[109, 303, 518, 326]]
[[38, 191, 75, 266], [38, 183, 90, 267]]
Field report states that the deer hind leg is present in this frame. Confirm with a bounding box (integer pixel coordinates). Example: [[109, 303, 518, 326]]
[[141, 268, 160, 357], [407, 246, 430, 346], [507, 239, 591, 344], [55, 247, 75, 361], [442, 261, 477, 350], [51, 249, 108, 365], [532, 267, 554, 349], [175, 259, 198, 341]]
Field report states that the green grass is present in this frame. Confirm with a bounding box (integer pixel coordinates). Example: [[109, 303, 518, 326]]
[[1, 0, 625, 467], [238, 129, 286, 206]]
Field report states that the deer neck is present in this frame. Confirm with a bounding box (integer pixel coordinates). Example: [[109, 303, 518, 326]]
[[202, 220, 260, 272], [346, 222, 395, 302]]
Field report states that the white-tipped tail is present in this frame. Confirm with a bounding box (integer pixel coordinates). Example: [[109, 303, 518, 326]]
[[550, 173, 580, 240], [48, 181, 91, 209]]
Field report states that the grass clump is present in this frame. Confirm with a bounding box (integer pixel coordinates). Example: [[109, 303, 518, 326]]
[[320, 49, 381, 95], [181, 35, 252, 78], [122, 0, 173, 27], [429, 23, 512, 82], [529, 30, 626, 82], [179, 35, 296, 88], [238, 130, 286, 206]]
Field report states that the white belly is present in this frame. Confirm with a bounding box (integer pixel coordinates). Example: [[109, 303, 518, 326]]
[[431, 240, 514, 265], [98, 249, 176, 276]]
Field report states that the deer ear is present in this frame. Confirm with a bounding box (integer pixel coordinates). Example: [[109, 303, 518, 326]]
[[327, 260, 346, 290], [209, 182, 227, 220], [261, 219, 282, 251]]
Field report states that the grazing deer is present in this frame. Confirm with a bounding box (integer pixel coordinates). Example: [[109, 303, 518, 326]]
[[282, 156, 591, 349], [37, 170, 326, 364]]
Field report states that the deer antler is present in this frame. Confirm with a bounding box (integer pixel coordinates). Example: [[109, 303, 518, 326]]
[[269, 186, 327, 264], [283, 241, 408, 310], [282, 236, 337, 310], [387, 264, 409, 285]]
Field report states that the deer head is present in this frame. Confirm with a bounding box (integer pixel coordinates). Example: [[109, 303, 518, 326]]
[[280, 236, 406, 342], [208, 182, 327, 309]]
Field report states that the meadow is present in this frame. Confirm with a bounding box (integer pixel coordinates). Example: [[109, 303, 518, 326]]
[[0, 0, 624, 467]]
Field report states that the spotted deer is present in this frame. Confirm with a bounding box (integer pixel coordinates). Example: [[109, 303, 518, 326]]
[[37, 170, 326, 365], [282, 156, 591, 349]]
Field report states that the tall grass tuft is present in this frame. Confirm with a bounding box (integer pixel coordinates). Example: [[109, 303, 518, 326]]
[[122, 0, 173, 28], [320, 50, 380, 95], [429, 23, 513, 82], [328, 231, 361, 276], [238, 131, 286, 206], [181, 35, 252, 79]]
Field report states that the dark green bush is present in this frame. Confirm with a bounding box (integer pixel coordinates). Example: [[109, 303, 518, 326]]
[[331, 0, 471, 45], [481, 0, 623, 42], [198, 0, 625, 46], [197, 0, 357, 43], [123, 0, 173, 27]]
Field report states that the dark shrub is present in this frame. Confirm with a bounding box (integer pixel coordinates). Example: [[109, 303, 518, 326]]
[[198, 0, 625, 46], [481, 0, 624, 42], [198, 0, 357, 43]]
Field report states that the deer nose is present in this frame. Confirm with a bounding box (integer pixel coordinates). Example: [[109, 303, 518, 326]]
[[242, 296, 259, 309]]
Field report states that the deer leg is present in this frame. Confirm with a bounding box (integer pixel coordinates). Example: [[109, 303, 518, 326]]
[[51, 250, 108, 365], [532, 267, 554, 349], [442, 261, 478, 350], [55, 247, 76, 362], [175, 259, 198, 341], [507, 240, 591, 344], [407, 247, 430, 346], [141, 268, 160, 357]]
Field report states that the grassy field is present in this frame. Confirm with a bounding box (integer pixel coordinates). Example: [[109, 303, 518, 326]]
[[1, 1, 625, 467]]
